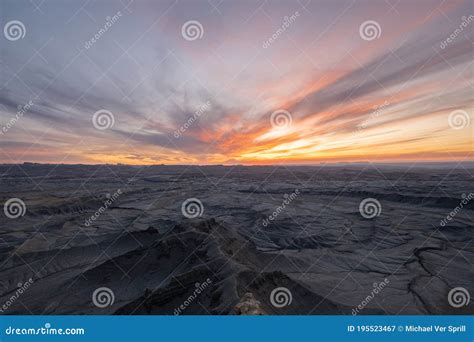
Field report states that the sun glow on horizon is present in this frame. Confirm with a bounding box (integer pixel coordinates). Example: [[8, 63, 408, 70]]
[[0, 1, 472, 165]]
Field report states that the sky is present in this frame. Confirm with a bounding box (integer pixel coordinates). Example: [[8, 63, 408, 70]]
[[0, 0, 473, 165]]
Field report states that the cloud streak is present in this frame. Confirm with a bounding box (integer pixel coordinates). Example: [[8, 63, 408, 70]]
[[0, 0, 472, 164]]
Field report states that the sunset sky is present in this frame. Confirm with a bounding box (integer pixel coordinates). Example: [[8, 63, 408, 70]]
[[1, 0, 473, 165]]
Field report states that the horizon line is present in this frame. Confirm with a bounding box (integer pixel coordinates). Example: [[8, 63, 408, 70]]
[[3, 160, 474, 167]]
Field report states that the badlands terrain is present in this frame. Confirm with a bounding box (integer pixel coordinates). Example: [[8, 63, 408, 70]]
[[0, 164, 472, 315]]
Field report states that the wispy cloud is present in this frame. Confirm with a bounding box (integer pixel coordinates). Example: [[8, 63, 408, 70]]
[[0, 0, 472, 164]]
